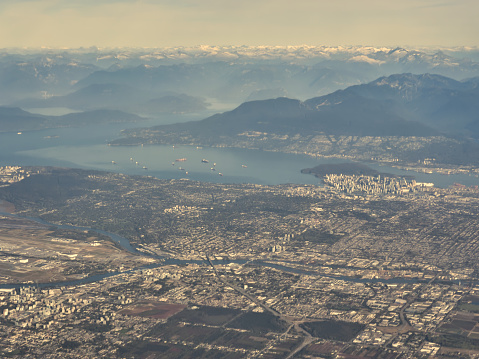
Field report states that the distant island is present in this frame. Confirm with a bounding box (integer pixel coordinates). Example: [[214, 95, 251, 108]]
[[14, 86, 210, 116], [0, 107, 145, 133]]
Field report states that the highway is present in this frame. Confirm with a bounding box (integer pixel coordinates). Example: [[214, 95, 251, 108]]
[[206, 254, 313, 358]]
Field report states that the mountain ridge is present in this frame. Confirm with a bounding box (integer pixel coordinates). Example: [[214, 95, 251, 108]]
[[0, 106, 145, 132], [111, 73, 479, 168]]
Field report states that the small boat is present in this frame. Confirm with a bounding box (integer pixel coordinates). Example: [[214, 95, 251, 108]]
[[175, 158, 187, 162], [241, 165, 247, 168], [201, 159, 209, 163], [111, 161, 116, 164], [130, 157, 133, 161], [218, 173, 223, 176], [211, 167, 216, 171], [143, 166, 148, 170], [171, 162, 175, 166], [178, 167, 185, 171]]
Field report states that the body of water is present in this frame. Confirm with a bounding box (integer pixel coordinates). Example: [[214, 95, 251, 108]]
[[1, 112, 477, 290], [0, 211, 435, 290], [0, 211, 467, 289], [1, 114, 478, 187]]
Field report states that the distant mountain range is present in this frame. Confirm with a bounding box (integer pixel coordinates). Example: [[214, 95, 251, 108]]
[[305, 73, 479, 137], [13, 83, 210, 115], [3, 46, 479, 106], [73, 51, 479, 104], [116, 73, 479, 139], [0, 57, 98, 103], [111, 73, 479, 168], [0, 107, 144, 132]]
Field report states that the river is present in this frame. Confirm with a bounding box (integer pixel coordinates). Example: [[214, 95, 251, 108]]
[[1, 210, 457, 290], [0, 111, 478, 288]]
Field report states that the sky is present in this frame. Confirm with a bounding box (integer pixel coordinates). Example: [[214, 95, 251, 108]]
[[0, 0, 477, 48]]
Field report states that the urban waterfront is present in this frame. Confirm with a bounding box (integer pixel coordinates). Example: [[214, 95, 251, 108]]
[[2, 162, 479, 357], [1, 119, 478, 187]]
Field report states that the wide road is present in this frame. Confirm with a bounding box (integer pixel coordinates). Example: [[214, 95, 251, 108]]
[[206, 254, 313, 358]]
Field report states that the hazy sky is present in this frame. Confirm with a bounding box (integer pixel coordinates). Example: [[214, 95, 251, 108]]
[[0, 0, 477, 48]]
